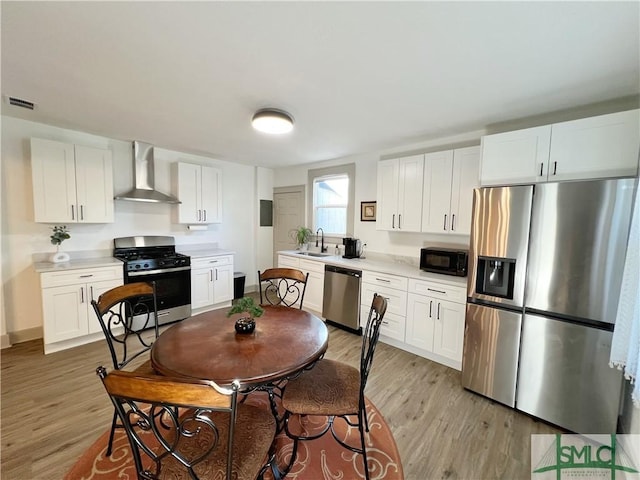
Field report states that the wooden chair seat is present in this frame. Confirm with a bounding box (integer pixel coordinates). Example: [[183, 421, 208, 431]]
[[282, 359, 360, 415], [153, 404, 275, 479]]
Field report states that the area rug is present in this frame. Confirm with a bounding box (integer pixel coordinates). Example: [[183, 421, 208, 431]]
[[64, 393, 403, 480]]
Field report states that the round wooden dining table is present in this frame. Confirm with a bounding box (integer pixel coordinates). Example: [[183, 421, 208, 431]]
[[151, 305, 329, 390]]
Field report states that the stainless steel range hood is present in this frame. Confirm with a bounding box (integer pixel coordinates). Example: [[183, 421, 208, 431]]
[[115, 141, 181, 204]]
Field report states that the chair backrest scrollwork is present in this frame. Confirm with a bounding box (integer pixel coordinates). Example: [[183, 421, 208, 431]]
[[258, 268, 309, 309]]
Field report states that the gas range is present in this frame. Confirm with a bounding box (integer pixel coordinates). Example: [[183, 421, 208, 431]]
[[113, 236, 190, 273], [113, 236, 192, 326]]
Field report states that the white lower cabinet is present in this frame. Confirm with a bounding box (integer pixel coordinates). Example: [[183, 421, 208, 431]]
[[40, 265, 123, 354], [191, 255, 234, 311], [276, 255, 324, 313], [406, 279, 466, 370], [361, 271, 408, 341]]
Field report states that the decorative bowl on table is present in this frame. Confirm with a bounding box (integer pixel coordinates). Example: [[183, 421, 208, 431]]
[[234, 317, 256, 334]]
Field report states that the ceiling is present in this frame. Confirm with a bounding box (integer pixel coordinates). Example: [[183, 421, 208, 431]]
[[2, 2, 639, 169]]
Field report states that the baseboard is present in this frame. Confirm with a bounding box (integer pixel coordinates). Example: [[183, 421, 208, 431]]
[[8, 326, 43, 346], [1, 334, 11, 349]]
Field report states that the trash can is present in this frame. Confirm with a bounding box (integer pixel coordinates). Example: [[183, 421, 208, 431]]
[[233, 272, 246, 299]]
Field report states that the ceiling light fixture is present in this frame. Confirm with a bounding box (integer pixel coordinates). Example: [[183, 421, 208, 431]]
[[252, 108, 294, 134]]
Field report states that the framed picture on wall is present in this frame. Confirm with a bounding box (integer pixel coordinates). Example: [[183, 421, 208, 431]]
[[361, 201, 376, 222]]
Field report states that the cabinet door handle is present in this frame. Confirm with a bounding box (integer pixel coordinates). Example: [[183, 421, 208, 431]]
[[210, 270, 213, 282], [203, 209, 207, 222], [553, 161, 557, 175], [451, 214, 455, 231], [427, 287, 446, 294], [79, 274, 94, 278], [80, 286, 84, 304], [90, 286, 94, 301], [215, 269, 218, 281], [197, 209, 201, 221], [382, 320, 389, 326], [443, 214, 447, 231], [71, 205, 75, 220], [80, 205, 84, 220], [437, 303, 441, 320], [375, 277, 391, 283], [540, 162, 544, 176], [429, 300, 433, 318], [392, 214, 395, 229], [398, 214, 402, 229]]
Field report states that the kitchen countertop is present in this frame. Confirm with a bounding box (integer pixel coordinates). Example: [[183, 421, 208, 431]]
[[278, 250, 468, 287], [177, 245, 235, 258], [34, 256, 123, 273]]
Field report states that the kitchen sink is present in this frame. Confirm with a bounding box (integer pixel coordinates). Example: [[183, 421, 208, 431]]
[[295, 252, 332, 257]]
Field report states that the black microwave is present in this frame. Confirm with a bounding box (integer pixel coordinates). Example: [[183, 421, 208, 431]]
[[420, 247, 468, 277]]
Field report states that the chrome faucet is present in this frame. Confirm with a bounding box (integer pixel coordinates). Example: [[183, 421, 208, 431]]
[[315, 228, 327, 252]]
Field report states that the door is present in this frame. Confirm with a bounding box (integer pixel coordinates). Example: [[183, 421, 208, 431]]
[[397, 155, 424, 231], [191, 267, 213, 309], [480, 125, 551, 186], [200, 165, 222, 223], [406, 293, 436, 351], [449, 146, 480, 235], [422, 150, 453, 233], [87, 279, 122, 334], [468, 185, 533, 309], [213, 264, 233, 304], [516, 313, 622, 433], [177, 163, 201, 223], [526, 178, 635, 323], [376, 159, 399, 230], [74, 145, 114, 223], [42, 284, 87, 343], [273, 186, 305, 266], [432, 299, 465, 362], [31, 138, 77, 223], [462, 303, 522, 407], [549, 109, 640, 181]]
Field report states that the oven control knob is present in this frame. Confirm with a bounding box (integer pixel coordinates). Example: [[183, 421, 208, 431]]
[[158, 260, 165, 267], [135, 264, 141, 269], [144, 263, 149, 269]]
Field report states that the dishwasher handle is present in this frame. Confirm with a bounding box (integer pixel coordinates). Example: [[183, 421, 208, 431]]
[[324, 264, 362, 278]]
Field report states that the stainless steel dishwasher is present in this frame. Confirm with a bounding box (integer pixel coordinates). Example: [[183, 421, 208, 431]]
[[322, 265, 362, 333]]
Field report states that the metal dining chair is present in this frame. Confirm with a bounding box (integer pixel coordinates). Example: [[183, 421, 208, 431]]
[[97, 367, 277, 480], [257, 268, 309, 309], [280, 293, 388, 480], [91, 281, 159, 456]]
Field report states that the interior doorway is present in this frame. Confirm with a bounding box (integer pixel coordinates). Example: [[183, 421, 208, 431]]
[[273, 185, 305, 266]]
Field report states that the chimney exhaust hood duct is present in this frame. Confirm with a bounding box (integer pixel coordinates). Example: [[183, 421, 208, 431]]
[[115, 141, 181, 204]]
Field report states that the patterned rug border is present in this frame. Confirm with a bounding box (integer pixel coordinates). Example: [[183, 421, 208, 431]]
[[64, 395, 404, 480]]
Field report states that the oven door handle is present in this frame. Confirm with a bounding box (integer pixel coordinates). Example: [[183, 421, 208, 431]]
[[128, 266, 191, 277]]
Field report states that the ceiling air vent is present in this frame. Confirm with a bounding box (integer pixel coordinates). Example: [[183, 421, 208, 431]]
[[7, 96, 35, 110]]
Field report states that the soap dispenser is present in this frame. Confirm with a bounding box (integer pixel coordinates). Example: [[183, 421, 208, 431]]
[[360, 243, 367, 259]]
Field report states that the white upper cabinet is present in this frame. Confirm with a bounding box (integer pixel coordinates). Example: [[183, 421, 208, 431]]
[[31, 138, 114, 223], [480, 126, 551, 186], [376, 155, 424, 232], [480, 109, 640, 186], [176, 162, 222, 224], [422, 146, 479, 235], [548, 109, 640, 181]]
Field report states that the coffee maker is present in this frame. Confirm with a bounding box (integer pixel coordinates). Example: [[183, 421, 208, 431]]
[[342, 237, 362, 259]]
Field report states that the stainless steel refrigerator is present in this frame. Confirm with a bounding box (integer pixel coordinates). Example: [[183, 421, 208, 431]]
[[462, 178, 636, 433]]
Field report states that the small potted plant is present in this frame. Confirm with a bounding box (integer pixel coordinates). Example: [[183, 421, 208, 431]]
[[49, 225, 71, 263], [294, 226, 313, 250], [227, 297, 264, 334]]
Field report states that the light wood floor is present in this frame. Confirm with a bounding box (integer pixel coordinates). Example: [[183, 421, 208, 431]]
[[1, 321, 560, 479]]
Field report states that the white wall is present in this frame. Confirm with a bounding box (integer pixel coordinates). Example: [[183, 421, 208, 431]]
[[255, 167, 274, 282], [273, 130, 485, 259], [1, 116, 259, 339]]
